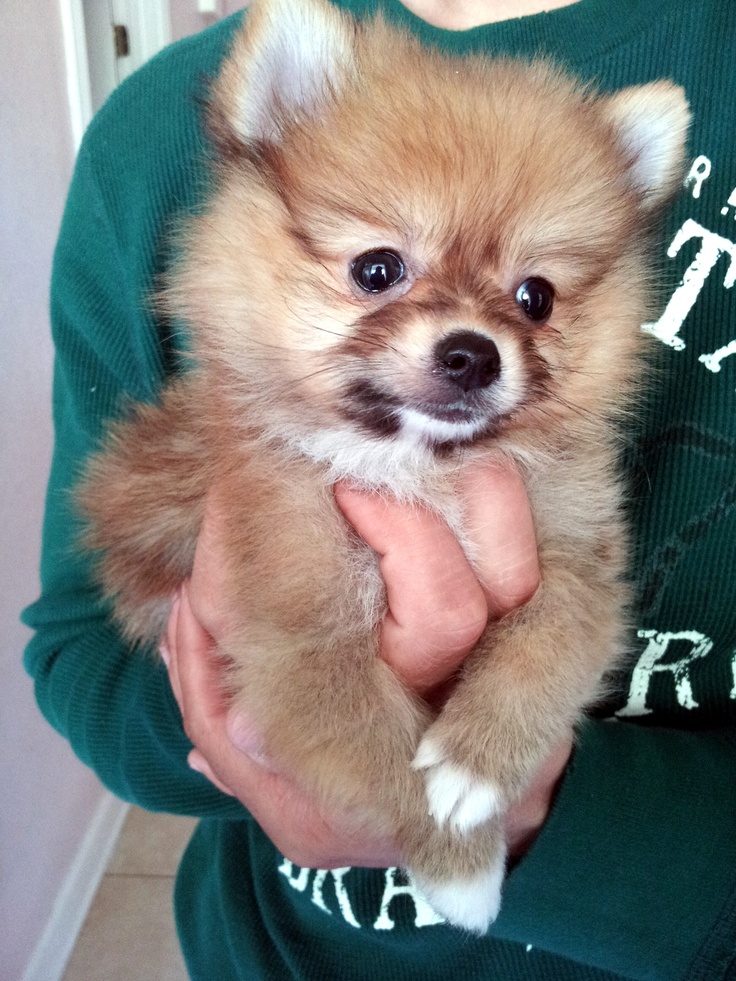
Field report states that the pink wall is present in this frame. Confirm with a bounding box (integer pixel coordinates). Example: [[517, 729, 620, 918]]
[[2, 4, 248, 976], [0, 4, 109, 979], [169, 0, 246, 42]]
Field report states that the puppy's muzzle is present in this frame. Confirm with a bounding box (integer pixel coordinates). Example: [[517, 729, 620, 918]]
[[434, 331, 501, 393]]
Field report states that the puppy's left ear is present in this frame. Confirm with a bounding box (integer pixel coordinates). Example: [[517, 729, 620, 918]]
[[603, 81, 690, 209], [213, 0, 358, 145]]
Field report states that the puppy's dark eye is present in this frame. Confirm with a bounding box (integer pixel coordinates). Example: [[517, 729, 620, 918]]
[[352, 251, 404, 293], [516, 278, 555, 322]]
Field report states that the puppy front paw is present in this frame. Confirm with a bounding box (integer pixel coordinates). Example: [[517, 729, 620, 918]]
[[410, 845, 507, 933], [413, 736, 503, 834]]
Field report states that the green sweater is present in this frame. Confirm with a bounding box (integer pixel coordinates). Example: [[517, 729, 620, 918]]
[[23, 0, 736, 978]]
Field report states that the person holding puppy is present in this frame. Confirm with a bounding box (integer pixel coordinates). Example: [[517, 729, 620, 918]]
[[23, 0, 736, 979]]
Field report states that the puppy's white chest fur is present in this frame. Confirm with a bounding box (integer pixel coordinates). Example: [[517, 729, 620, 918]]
[[296, 425, 454, 498], [294, 425, 491, 591]]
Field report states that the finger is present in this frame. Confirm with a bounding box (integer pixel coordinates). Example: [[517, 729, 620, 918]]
[[335, 483, 488, 693], [173, 582, 229, 744], [225, 752, 400, 869], [163, 591, 184, 709], [175, 548, 406, 869], [172, 590, 327, 845], [214, 706, 403, 868], [505, 732, 573, 858], [226, 711, 273, 771], [188, 749, 235, 797], [458, 462, 540, 617], [186, 487, 232, 638]]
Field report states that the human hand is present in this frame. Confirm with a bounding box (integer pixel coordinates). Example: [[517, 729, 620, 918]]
[[336, 466, 571, 859], [163, 580, 402, 868], [162, 463, 568, 868], [334, 463, 541, 699]]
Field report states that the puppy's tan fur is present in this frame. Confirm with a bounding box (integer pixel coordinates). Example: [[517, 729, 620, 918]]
[[78, 0, 690, 930]]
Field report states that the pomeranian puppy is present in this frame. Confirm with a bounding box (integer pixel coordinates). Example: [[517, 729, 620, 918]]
[[78, 0, 690, 931]]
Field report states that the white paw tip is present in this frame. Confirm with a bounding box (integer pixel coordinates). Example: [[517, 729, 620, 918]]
[[413, 739, 502, 832], [451, 778, 502, 833], [411, 855, 506, 933], [412, 737, 443, 771]]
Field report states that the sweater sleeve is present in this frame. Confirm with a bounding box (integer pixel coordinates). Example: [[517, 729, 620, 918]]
[[22, 76, 244, 820], [494, 718, 736, 981]]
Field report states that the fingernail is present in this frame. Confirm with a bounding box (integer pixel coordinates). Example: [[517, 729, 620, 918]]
[[226, 713, 271, 769], [160, 592, 182, 666], [159, 638, 171, 667]]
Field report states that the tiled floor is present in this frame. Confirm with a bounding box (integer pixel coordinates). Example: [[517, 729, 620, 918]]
[[63, 807, 197, 981]]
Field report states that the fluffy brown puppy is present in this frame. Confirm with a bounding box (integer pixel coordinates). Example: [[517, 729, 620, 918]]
[[78, 0, 690, 931]]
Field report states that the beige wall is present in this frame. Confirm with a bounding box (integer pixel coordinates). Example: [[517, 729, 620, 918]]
[[1, 3, 242, 977]]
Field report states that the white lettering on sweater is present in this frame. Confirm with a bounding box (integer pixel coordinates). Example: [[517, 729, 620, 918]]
[[699, 340, 736, 373], [720, 185, 736, 218], [642, 219, 736, 351], [278, 859, 360, 927], [616, 629, 713, 717], [373, 868, 445, 930], [312, 868, 361, 927], [685, 155, 711, 198], [643, 155, 736, 377], [278, 860, 444, 929], [279, 859, 310, 891]]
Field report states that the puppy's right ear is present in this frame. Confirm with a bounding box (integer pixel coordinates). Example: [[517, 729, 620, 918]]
[[212, 0, 357, 145]]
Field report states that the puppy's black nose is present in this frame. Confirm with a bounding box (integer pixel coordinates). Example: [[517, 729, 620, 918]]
[[434, 331, 501, 392]]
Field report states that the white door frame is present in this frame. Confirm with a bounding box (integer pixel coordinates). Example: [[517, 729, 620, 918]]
[[58, 0, 171, 152]]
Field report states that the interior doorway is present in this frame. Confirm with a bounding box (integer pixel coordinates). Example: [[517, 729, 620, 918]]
[[83, 0, 171, 113], [59, 0, 171, 150]]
